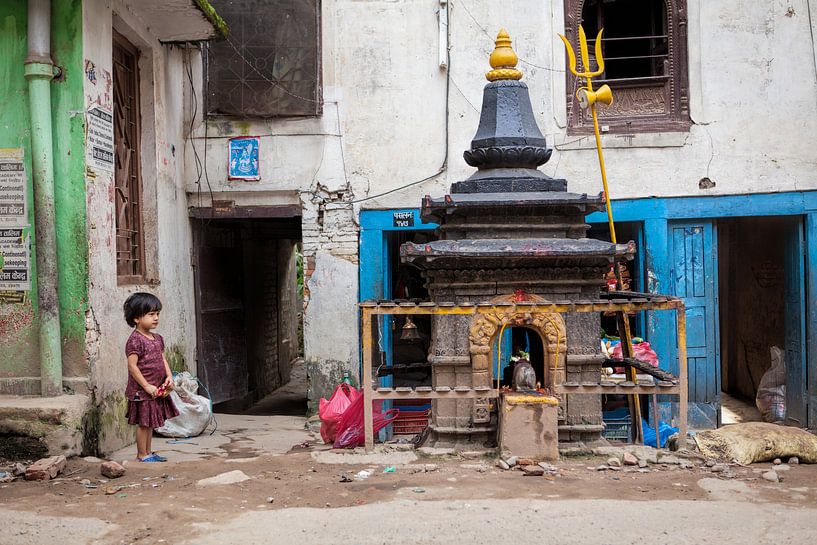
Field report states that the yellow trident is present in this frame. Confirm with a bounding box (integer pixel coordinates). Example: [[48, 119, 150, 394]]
[[559, 26, 619, 250]]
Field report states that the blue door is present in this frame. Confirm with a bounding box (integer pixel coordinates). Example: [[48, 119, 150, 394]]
[[784, 218, 807, 426], [670, 221, 720, 428]]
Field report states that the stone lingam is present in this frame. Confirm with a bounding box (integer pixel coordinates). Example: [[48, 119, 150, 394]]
[[400, 29, 635, 449]]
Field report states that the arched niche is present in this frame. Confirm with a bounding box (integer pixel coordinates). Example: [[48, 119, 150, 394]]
[[468, 293, 567, 423]]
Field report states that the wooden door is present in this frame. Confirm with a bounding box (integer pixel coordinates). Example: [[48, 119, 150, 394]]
[[670, 221, 719, 428], [784, 218, 807, 426], [192, 222, 249, 404]]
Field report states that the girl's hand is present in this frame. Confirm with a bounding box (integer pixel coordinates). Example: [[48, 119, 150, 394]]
[[162, 376, 174, 390], [144, 384, 159, 398]]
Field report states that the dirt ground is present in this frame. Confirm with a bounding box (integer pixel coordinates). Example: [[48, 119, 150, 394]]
[[2, 416, 817, 545]]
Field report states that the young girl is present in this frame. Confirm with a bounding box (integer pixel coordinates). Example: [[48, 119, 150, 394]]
[[123, 292, 178, 462]]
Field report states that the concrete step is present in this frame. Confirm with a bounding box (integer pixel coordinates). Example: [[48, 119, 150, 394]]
[[0, 394, 90, 459]]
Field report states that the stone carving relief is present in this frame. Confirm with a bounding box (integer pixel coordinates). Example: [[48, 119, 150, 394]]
[[467, 292, 568, 423]]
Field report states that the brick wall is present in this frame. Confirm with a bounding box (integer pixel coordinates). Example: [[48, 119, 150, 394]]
[[244, 232, 281, 396]]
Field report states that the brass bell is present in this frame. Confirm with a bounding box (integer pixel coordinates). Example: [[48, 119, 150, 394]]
[[400, 316, 422, 342]]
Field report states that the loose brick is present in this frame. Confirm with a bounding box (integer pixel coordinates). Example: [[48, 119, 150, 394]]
[[100, 460, 126, 479], [25, 455, 67, 481]]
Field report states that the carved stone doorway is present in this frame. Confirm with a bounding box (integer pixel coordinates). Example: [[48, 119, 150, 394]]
[[468, 293, 567, 423]]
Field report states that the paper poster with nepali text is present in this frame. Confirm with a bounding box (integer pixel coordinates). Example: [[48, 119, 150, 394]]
[[0, 226, 31, 303], [0, 148, 28, 227]]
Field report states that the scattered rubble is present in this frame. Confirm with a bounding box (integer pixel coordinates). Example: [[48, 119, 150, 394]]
[[460, 464, 489, 473], [12, 463, 26, 477], [0, 471, 14, 483], [408, 464, 439, 474], [762, 471, 779, 483], [497, 460, 510, 470], [789, 457, 799, 465], [607, 457, 622, 468], [100, 461, 126, 479], [623, 453, 638, 466], [522, 466, 545, 477], [773, 458, 782, 465], [25, 456, 66, 481], [196, 470, 251, 487], [658, 455, 682, 465]]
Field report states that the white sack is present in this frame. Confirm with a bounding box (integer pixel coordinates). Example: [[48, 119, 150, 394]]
[[156, 372, 212, 438]]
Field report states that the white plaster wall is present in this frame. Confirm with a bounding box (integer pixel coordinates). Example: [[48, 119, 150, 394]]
[[84, 0, 198, 409], [184, 0, 817, 385]]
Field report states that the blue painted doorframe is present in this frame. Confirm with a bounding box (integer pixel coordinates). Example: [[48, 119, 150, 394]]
[[588, 190, 817, 430], [359, 209, 438, 378]]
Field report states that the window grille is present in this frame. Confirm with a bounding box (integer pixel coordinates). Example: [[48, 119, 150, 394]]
[[564, 0, 690, 133], [113, 30, 146, 282], [206, 0, 321, 117]]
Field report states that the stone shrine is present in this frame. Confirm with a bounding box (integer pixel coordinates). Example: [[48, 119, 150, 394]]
[[401, 29, 634, 448]]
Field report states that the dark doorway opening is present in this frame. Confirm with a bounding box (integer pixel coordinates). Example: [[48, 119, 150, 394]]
[[497, 327, 546, 389], [718, 216, 806, 426], [192, 216, 304, 416]]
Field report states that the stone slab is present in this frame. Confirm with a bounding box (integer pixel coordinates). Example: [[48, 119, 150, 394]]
[[499, 396, 559, 461]]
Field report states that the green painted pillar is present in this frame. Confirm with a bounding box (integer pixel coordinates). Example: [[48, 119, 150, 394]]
[[25, 0, 62, 396]]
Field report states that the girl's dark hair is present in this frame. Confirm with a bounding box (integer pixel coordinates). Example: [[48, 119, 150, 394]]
[[123, 292, 162, 326]]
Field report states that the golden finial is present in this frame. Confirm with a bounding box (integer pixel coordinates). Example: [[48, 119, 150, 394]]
[[486, 28, 523, 81]]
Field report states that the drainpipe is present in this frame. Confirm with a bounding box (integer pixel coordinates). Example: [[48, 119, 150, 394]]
[[25, 0, 63, 396]]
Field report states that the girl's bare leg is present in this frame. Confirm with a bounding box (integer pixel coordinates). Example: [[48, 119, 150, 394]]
[[136, 426, 151, 459], [146, 427, 153, 455]]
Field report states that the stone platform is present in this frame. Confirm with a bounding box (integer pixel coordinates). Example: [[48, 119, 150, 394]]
[[0, 394, 90, 458]]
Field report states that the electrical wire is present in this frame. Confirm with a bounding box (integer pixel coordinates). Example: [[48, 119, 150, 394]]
[[349, 3, 452, 205], [184, 47, 205, 208]]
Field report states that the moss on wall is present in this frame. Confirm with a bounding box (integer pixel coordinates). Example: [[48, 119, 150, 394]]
[[93, 392, 133, 456], [165, 343, 188, 374]]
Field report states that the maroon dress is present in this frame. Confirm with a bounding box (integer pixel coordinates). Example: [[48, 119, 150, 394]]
[[125, 331, 178, 428]]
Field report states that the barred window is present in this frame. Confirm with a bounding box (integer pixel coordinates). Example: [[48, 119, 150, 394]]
[[564, 0, 690, 133], [113, 30, 146, 282], [206, 0, 321, 117]]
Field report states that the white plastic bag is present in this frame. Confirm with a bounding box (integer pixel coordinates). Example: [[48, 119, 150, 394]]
[[156, 372, 212, 437], [755, 346, 786, 424]]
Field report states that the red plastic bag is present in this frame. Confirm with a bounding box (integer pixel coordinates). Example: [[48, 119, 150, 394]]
[[610, 341, 659, 373], [333, 394, 399, 449], [319, 384, 360, 444]]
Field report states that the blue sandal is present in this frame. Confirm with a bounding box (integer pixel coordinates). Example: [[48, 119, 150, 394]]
[[139, 454, 164, 462], [151, 452, 168, 462]]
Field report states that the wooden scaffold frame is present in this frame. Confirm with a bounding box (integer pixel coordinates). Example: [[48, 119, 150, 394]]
[[359, 293, 689, 451]]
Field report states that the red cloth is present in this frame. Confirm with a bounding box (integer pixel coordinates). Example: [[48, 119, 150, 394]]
[[610, 341, 659, 374]]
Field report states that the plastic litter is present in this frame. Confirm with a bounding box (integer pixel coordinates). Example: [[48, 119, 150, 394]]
[[156, 372, 213, 438], [333, 392, 399, 449], [642, 418, 678, 449], [319, 383, 360, 444], [383, 466, 396, 473], [756, 346, 786, 423]]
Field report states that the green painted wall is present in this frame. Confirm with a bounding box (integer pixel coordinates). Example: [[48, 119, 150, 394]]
[[0, 0, 88, 387], [51, 0, 88, 378], [0, 1, 39, 378]]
